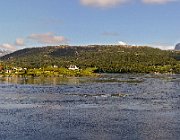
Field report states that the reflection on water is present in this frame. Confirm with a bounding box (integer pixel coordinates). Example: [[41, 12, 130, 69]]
[[0, 74, 179, 140], [0, 76, 82, 85]]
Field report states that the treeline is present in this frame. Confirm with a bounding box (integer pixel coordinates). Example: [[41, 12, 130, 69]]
[[1, 45, 180, 73]]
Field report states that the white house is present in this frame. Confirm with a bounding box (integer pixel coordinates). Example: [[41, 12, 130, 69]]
[[68, 65, 79, 70]]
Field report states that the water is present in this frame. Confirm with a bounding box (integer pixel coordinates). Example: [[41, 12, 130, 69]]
[[0, 74, 180, 140]]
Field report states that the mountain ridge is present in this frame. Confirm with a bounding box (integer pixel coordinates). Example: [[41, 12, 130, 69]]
[[175, 43, 180, 50], [0, 49, 12, 57], [1, 45, 180, 73]]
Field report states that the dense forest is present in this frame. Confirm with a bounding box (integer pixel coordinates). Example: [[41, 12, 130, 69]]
[[1, 45, 180, 73]]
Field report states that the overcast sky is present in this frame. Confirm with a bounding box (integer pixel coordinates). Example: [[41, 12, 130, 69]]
[[0, 0, 179, 51]]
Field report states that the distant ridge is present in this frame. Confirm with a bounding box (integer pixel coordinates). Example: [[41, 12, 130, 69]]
[[175, 43, 180, 50], [0, 45, 137, 60], [0, 49, 12, 57], [1, 45, 180, 73]]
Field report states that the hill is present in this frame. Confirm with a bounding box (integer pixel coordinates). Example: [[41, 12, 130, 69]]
[[175, 43, 180, 50], [1, 45, 180, 73]]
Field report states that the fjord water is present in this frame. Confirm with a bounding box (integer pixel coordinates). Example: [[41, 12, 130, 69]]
[[0, 74, 180, 140]]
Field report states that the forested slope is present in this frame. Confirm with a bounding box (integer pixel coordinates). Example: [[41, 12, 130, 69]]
[[1, 45, 180, 73]]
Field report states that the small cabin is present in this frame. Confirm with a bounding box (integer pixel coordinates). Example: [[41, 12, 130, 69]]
[[68, 65, 79, 70]]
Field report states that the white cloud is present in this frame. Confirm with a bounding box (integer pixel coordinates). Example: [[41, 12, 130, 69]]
[[15, 38, 25, 46], [80, 0, 176, 7], [142, 0, 176, 4], [0, 43, 17, 51], [80, 0, 128, 8], [0, 33, 68, 51], [118, 41, 127, 45], [150, 43, 174, 50], [155, 45, 174, 50], [28, 32, 68, 44], [0, 38, 25, 51]]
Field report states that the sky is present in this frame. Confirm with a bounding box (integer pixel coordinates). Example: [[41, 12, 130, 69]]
[[0, 0, 180, 51]]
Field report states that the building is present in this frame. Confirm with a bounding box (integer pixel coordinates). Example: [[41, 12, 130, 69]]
[[68, 65, 79, 70]]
